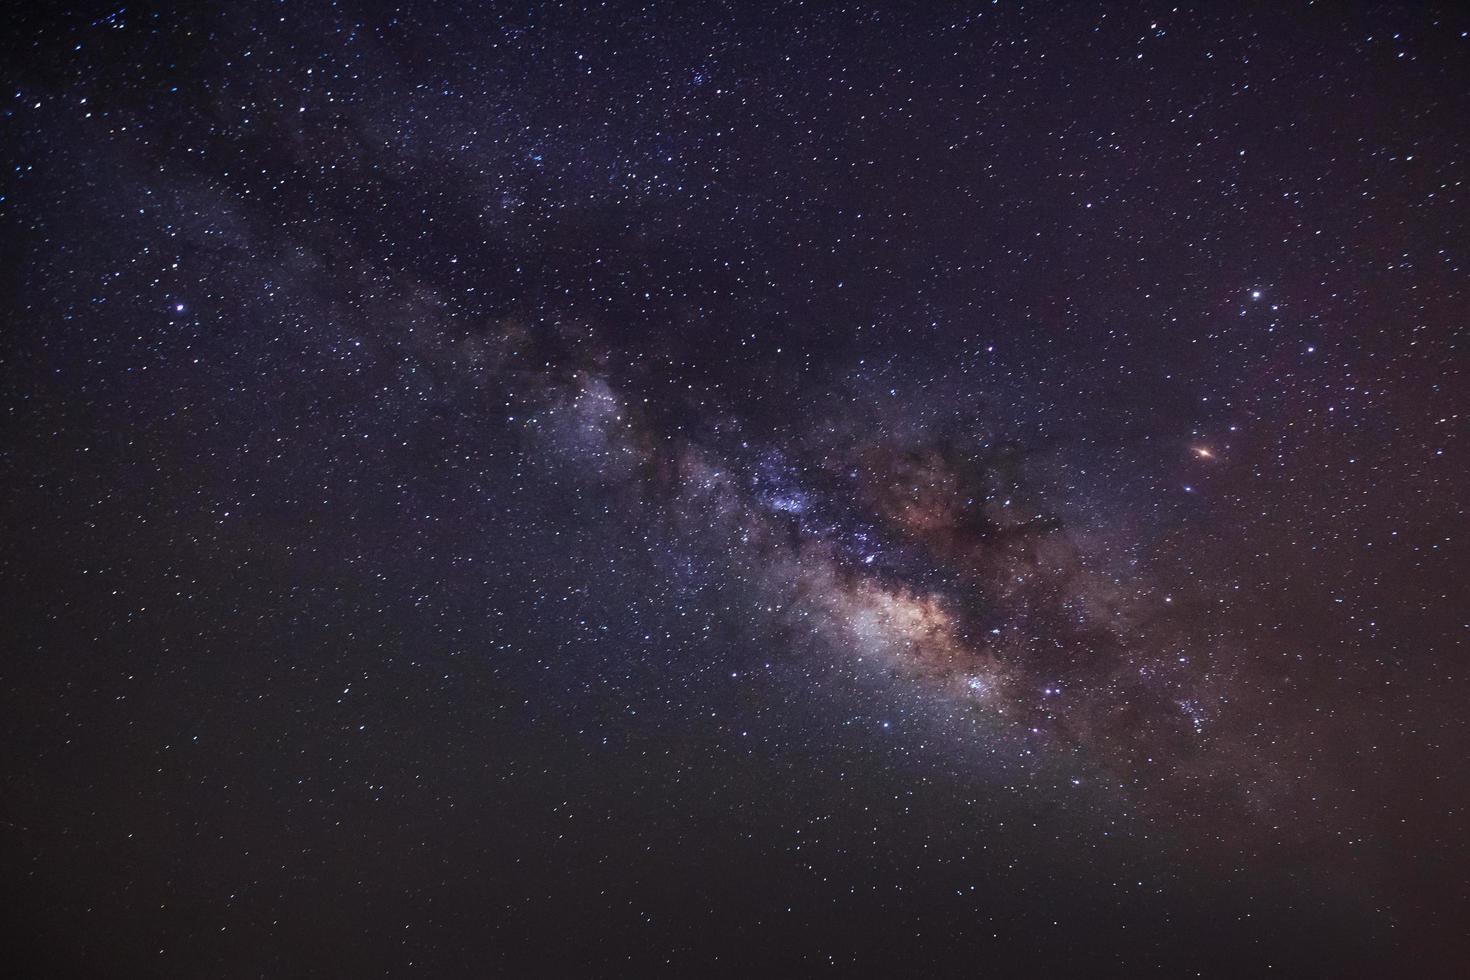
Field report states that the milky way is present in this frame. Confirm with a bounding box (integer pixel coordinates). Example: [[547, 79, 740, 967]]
[[503, 323, 1294, 831], [3, 3, 1467, 976]]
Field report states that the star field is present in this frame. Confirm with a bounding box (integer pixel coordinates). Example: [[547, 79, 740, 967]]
[[2, 3, 1467, 976]]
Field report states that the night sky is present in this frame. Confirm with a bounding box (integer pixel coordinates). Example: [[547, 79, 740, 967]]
[[3, 2, 1468, 976]]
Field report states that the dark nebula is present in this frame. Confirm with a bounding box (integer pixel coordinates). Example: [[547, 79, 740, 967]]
[[3, 3, 1467, 976]]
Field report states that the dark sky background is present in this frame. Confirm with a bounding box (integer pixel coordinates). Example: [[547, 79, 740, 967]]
[[2, 2, 1467, 976]]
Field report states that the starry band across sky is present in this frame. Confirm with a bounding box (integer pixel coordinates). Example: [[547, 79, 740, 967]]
[[2, 2, 1467, 976]]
